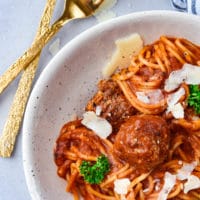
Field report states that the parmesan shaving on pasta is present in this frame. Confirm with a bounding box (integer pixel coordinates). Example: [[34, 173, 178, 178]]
[[184, 174, 200, 193], [165, 63, 200, 92], [176, 161, 197, 180], [167, 87, 185, 106], [135, 92, 150, 104], [157, 172, 176, 200], [168, 103, 184, 119], [81, 111, 112, 138], [176, 162, 200, 193], [102, 33, 143, 78], [95, 105, 102, 116], [166, 87, 185, 119], [136, 89, 164, 104], [114, 178, 131, 195]]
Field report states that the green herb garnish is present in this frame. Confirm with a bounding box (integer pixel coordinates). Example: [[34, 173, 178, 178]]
[[188, 85, 200, 114], [79, 154, 110, 184]]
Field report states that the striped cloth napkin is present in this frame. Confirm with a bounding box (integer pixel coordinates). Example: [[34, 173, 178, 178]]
[[171, 0, 200, 14]]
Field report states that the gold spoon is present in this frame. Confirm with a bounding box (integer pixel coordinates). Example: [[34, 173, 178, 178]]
[[0, 0, 104, 95]]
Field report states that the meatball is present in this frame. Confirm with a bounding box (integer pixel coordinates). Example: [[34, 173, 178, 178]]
[[86, 79, 136, 132], [113, 115, 170, 171]]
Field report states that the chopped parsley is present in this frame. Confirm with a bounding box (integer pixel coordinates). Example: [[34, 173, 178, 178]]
[[188, 85, 200, 114], [79, 154, 110, 184]]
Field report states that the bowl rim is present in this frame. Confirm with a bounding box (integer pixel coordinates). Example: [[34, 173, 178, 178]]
[[22, 10, 200, 200]]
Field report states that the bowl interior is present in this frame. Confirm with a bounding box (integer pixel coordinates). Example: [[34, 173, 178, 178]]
[[23, 11, 200, 200]]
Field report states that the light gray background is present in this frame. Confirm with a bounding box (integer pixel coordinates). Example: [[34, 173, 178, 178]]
[[0, 0, 174, 199]]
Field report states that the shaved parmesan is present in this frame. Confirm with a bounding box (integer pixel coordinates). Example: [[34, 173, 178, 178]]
[[95, 106, 102, 116], [157, 172, 176, 200], [177, 161, 197, 180], [81, 111, 112, 138], [157, 162, 200, 197], [167, 103, 184, 119], [166, 87, 185, 119], [184, 175, 200, 193], [135, 92, 150, 104], [167, 87, 185, 107], [136, 89, 164, 104], [114, 178, 131, 195], [165, 63, 200, 92], [102, 33, 143, 78]]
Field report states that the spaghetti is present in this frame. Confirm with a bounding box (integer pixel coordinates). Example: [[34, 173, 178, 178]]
[[54, 36, 200, 200]]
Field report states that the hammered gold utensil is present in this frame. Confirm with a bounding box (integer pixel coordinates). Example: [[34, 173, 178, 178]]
[[0, 0, 104, 157], [0, 0, 56, 157], [0, 0, 104, 95]]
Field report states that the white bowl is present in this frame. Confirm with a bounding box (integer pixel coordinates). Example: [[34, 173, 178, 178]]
[[23, 11, 200, 200]]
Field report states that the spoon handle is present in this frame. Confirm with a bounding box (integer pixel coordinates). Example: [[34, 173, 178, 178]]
[[0, 18, 70, 95], [0, 0, 56, 157]]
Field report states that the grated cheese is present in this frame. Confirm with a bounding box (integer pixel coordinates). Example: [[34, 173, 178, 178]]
[[114, 178, 131, 195], [157, 172, 176, 200], [81, 111, 112, 138], [164, 63, 200, 92]]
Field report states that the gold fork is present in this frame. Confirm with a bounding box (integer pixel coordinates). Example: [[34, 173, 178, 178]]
[[0, 0, 104, 95], [0, 0, 57, 157]]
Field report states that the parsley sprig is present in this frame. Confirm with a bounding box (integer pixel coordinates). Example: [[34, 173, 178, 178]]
[[188, 85, 200, 114], [79, 154, 110, 184]]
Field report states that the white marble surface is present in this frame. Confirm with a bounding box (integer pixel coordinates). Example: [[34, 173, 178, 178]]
[[0, 1, 174, 199]]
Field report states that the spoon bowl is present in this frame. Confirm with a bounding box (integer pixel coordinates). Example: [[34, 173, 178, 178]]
[[60, 0, 104, 20]]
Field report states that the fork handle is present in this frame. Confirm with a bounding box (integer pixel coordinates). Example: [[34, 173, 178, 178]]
[[0, 19, 70, 95]]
